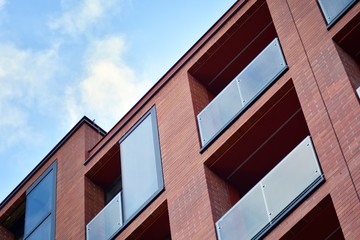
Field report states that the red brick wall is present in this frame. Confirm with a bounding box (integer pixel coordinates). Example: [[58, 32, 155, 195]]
[[84, 177, 104, 225], [204, 167, 233, 222], [2, 1, 359, 239], [267, 0, 360, 238], [55, 123, 104, 239], [0, 225, 14, 240]]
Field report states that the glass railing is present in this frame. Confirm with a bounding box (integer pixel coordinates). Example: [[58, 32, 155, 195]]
[[318, 0, 357, 27], [86, 192, 123, 240], [197, 38, 287, 148], [216, 136, 324, 240]]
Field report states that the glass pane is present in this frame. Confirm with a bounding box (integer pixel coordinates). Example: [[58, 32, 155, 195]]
[[198, 80, 243, 145], [120, 112, 163, 221], [237, 38, 286, 103], [262, 136, 322, 219], [25, 170, 53, 236], [87, 192, 123, 240], [197, 38, 287, 147], [318, 0, 355, 25], [26, 215, 52, 240], [216, 184, 269, 240]]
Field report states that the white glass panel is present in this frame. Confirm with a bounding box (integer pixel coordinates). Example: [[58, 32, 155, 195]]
[[262, 136, 322, 219], [237, 38, 286, 103], [197, 38, 287, 147], [318, 0, 355, 25], [216, 184, 269, 240], [86, 192, 123, 240], [215, 136, 323, 240], [198, 80, 243, 145], [25, 170, 53, 236], [356, 86, 360, 99], [120, 112, 163, 221]]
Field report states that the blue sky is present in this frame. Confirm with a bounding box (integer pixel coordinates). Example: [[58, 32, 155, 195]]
[[0, 0, 236, 202]]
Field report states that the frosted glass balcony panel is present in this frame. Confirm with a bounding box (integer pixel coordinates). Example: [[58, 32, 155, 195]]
[[216, 184, 269, 240], [86, 192, 123, 240], [197, 38, 287, 148], [237, 38, 286, 103], [215, 136, 324, 240], [262, 136, 322, 219], [198, 80, 243, 146], [318, 0, 356, 26]]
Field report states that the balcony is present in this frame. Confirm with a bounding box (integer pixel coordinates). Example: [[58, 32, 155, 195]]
[[318, 0, 357, 27], [197, 38, 287, 148], [86, 192, 123, 240], [215, 136, 324, 240]]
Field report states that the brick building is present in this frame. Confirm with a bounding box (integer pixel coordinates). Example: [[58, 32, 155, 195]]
[[1, 0, 359, 239]]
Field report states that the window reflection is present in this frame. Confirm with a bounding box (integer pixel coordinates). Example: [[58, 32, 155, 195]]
[[24, 171, 53, 235]]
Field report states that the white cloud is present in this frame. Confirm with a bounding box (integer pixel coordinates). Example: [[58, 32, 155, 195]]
[[0, 43, 60, 151], [66, 36, 151, 130], [0, 0, 5, 10], [49, 0, 117, 35]]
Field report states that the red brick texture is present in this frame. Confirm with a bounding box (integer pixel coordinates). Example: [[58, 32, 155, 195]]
[[84, 177, 104, 225], [0, 225, 14, 240], [1, 0, 359, 239], [267, 0, 360, 239]]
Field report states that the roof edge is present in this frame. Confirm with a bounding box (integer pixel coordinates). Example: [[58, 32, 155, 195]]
[[0, 116, 106, 209], [85, 0, 247, 164]]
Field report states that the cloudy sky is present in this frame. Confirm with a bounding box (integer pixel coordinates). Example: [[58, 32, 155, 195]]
[[0, 0, 236, 202]]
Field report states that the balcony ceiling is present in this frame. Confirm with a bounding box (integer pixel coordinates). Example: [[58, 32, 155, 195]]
[[87, 144, 121, 188], [189, 1, 277, 96], [208, 83, 310, 197]]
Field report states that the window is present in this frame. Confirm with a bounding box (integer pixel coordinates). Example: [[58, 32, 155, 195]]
[[120, 106, 164, 222], [24, 161, 57, 240], [86, 106, 164, 240]]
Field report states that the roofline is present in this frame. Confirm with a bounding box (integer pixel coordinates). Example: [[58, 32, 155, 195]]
[[85, 0, 247, 165], [0, 116, 106, 209]]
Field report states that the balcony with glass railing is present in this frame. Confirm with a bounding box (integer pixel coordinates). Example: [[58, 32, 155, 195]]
[[318, 0, 357, 27], [197, 38, 287, 148], [215, 136, 325, 240], [86, 192, 123, 240]]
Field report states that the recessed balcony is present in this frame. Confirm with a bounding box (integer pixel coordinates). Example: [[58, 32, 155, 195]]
[[197, 38, 287, 148], [215, 136, 324, 240]]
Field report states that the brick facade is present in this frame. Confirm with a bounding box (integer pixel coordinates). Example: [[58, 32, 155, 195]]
[[1, 0, 359, 239]]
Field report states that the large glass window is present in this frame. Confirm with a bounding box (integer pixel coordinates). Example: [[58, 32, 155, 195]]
[[24, 161, 57, 240], [86, 107, 164, 240], [120, 106, 164, 222]]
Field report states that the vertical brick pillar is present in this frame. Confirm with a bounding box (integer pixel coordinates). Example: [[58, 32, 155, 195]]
[[84, 177, 104, 225], [204, 167, 233, 222], [268, 0, 360, 238]]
